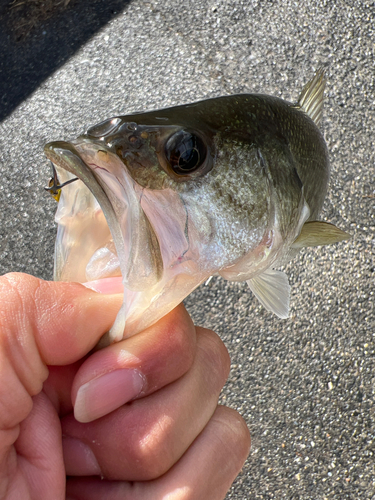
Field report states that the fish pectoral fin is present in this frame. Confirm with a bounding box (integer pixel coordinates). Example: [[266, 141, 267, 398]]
[[292, 221, 350, 249], [296, 67, 326, 127], [247, 269, 290, 319]]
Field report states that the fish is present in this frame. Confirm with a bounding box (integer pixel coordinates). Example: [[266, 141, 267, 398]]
[[44, 68, 349, 345]]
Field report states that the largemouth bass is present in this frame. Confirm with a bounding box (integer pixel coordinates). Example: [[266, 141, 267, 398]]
[[44, 69, 349, 344]]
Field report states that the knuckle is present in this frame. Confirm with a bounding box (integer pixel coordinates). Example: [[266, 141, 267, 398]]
[[0, 273, 34, 333], [0, 274, 44, 426], [125, 422, 172, 479], [0, 273, 45, 332], [213, 406, 251, 465], [150, 305, 197, 382], [197, 328, 231, 391], [1, 272, 31, 300], [169, 317, 196, 371]]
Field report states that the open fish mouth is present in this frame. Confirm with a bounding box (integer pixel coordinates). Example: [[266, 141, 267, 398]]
[[44, 139, 162, 291], [44, 136, 208, 342]]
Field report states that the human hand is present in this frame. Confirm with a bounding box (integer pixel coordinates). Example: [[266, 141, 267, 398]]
[[0, 273, 250, 500]]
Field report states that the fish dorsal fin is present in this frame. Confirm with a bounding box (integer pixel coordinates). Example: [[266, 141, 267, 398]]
[[292, 221, 350, 248], [247, 269, 290, 319], [297, 68, 326, 127]]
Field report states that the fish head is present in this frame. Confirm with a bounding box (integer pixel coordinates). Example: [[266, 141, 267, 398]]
[[44, 97, 306, 341], [44, 113, 218, 292]]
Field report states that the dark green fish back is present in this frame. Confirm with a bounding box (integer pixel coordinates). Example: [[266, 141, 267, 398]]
[[113, 93, 329, 220]]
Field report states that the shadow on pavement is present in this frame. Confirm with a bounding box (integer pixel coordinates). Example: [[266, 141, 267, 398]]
[[0, 0, 131, 121]]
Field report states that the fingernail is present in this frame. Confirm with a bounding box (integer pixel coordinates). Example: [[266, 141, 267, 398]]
[[74, 369, 145, 423], [63, 436, 101, 476], [83, 277, 124, 294]]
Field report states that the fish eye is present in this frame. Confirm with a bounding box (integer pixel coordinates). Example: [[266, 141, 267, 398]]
[[165, 130, 207, 176]]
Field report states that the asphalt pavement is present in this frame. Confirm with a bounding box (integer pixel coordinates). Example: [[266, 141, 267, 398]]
[[0, 0, 374, 498]]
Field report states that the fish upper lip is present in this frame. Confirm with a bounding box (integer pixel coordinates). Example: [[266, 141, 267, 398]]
[[44, 137, 107, 167], [44, 140, 79, 173]]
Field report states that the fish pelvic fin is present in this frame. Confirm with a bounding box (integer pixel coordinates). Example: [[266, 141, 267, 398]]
[[296, 68, 326, 127], [292, 221, 350, 248], [247, 269, 290, 319]]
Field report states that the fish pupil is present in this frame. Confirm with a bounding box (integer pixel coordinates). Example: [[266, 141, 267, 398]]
[[165, 130, 206, 176], [179, 148, 199, 170]]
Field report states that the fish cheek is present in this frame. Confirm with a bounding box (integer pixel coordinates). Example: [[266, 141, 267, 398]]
[[117, 146, 169, 190]]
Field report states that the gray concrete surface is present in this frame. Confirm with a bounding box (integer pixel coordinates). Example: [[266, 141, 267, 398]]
[[0, 0, 374, 498]]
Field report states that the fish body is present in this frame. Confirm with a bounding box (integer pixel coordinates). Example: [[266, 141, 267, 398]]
[[45, 70, 348, 343]]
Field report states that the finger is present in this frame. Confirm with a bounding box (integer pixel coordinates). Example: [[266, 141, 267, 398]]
[[66, 406, 251, 500], [45, 303, 196, 420], [11, 392, 65, 498], [0, 272, 122, 432], [62, 328, 230, 480], [71, 303, 196, 423], [43, 363, 84, 417]]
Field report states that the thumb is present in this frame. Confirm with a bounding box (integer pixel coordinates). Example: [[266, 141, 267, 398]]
[[0, 272, 122, 429]]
